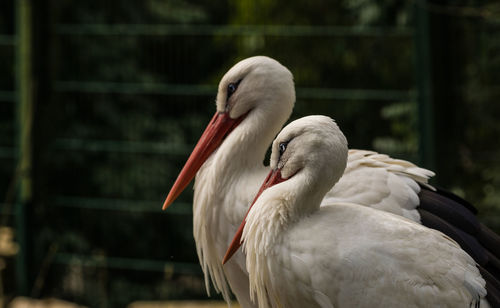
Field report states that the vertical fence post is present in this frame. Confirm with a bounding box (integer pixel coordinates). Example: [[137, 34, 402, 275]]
[[414, 0, 436, 173], [15, 0, 33, 295]]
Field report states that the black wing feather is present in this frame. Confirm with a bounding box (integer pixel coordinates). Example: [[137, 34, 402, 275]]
[[418, 187, 480, 235], [479, 266, 500, 308], [432, 186, 478, 214], [417, 185, 500, 306], [418, 209, 488, 265], [480, 224, 500, 259]]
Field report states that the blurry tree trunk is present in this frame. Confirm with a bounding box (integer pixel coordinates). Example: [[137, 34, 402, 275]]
[[427, 0, 469, 187]]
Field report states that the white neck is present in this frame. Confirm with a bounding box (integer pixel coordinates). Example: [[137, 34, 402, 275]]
[[241, 168, 342, 308], [192, 106, 290, 301], [243, 171, 327, 251]]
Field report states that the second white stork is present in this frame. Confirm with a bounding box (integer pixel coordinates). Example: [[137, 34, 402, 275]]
[[223, 115, 489, 308]]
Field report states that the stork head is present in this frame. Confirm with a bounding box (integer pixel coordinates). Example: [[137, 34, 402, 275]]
[[162, 56, 295, 210], [223, 115, 348, 264], [216, 56, 295, 119], [269, 115, 348, 186]]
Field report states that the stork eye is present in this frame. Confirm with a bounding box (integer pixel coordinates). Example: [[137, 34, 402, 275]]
[[279, 142, 288, 156], [228, 83, 237, 95], [227, 79, 242, 100]]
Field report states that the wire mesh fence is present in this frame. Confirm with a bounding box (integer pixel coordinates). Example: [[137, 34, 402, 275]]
[[1, 0, 500, 307]]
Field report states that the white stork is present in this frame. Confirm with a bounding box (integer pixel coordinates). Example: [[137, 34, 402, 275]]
[[223, 115, 489, 308], [162, 56, 500, 307]]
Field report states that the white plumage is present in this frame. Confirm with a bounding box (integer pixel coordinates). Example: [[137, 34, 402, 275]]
[[230, 116, 488, 308], [326, 149, 435, 222]]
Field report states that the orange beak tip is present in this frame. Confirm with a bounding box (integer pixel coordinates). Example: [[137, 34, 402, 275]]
[[161, 195, 174, 210], [222, 245, 238, 265], [222, 248, 231, 265]]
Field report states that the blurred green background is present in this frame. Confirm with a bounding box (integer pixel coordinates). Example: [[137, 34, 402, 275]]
[[1, 0, 500, 307]]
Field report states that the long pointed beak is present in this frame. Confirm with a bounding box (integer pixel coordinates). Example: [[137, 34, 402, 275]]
[[162, 111, 246, 210], [222, 168, 286, 265]]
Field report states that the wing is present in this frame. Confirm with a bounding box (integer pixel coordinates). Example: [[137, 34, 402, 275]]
[[323, 149, 434, 222], [282, 204, 488, 308], [323, 149, 500, 306]]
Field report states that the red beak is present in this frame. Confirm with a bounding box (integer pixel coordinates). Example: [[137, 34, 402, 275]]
[[162, 111, 246, 210], [222, 169, 286, 265]]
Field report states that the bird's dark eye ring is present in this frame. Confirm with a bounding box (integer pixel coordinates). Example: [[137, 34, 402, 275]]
[[228, 83, 237, 95], [279, 142, 288, 156], [227, 79, 242, 100]]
